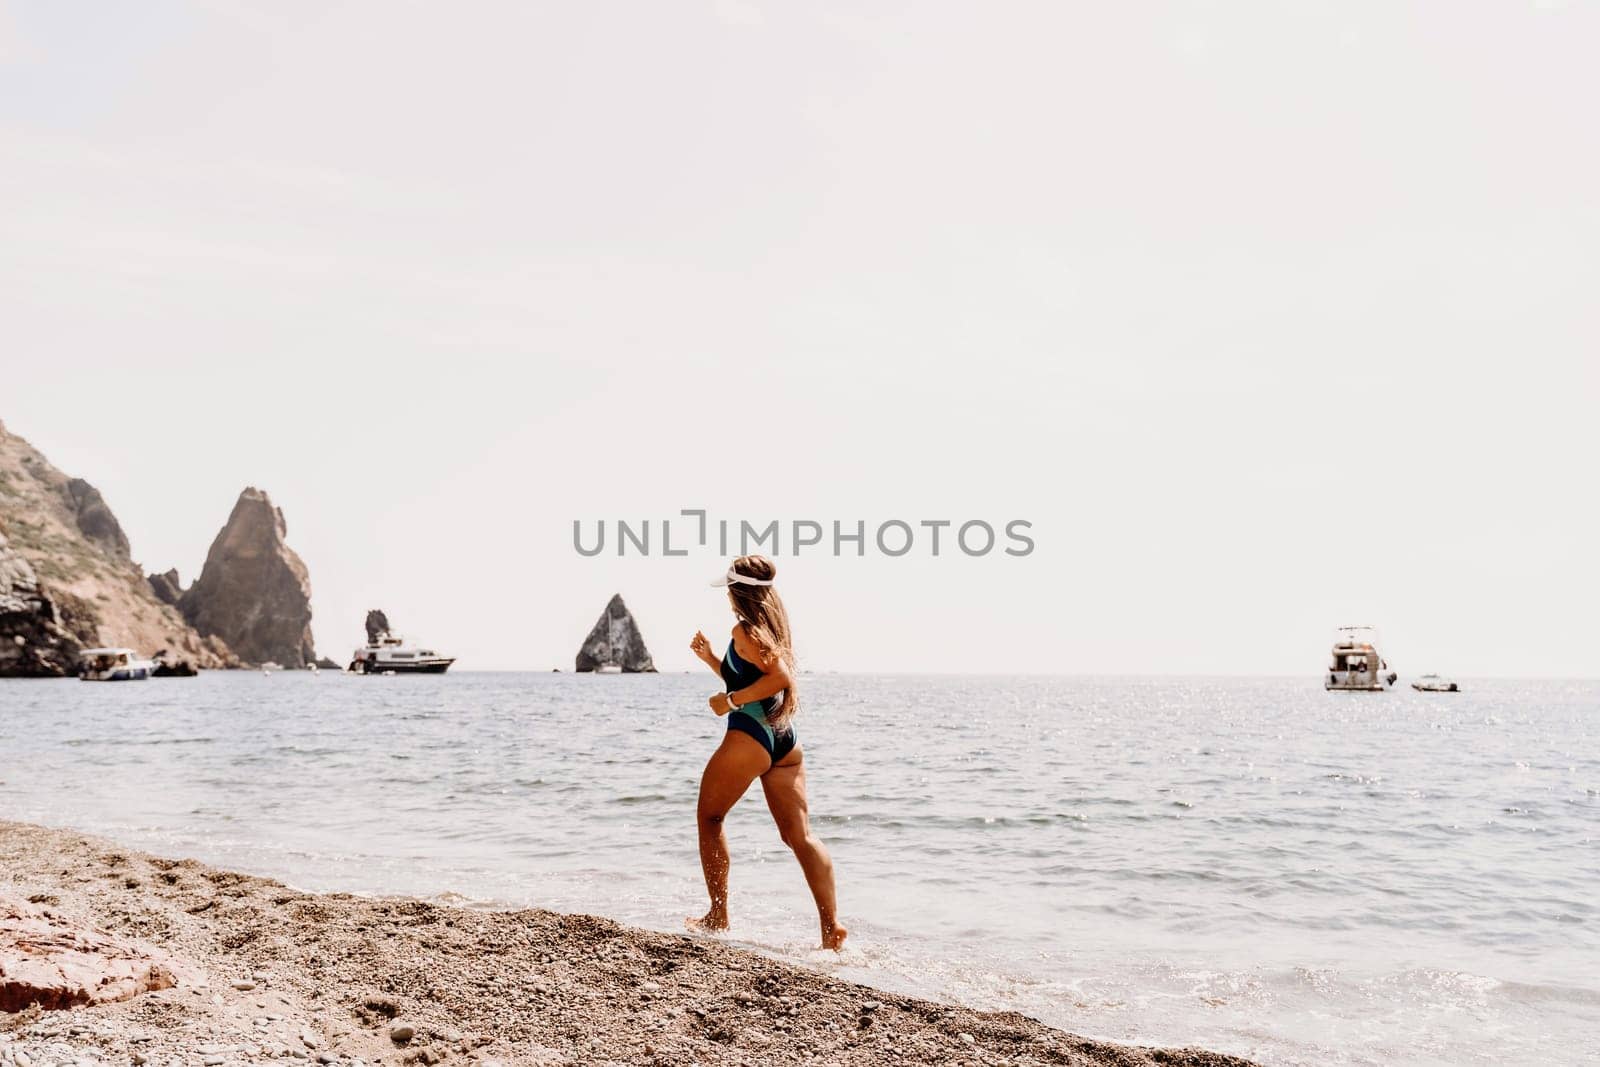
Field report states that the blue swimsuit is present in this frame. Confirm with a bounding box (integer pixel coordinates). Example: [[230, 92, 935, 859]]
[[720, 642, 796, 765]]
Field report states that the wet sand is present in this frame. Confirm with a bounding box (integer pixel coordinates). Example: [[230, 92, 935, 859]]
[[0, 821, 1256, 1066]]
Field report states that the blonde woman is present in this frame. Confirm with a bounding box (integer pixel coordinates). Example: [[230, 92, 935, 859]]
[[687, 555, 847, 950]]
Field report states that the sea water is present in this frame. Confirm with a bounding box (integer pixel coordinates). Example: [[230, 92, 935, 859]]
[[1, 673, 1595, 1066]]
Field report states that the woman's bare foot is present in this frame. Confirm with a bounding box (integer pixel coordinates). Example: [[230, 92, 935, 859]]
[[686, 911, 729, 934], [821, 921, 848, 951]]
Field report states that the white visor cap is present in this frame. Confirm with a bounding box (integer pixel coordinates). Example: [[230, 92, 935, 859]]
[[710, 566, 775, 588]]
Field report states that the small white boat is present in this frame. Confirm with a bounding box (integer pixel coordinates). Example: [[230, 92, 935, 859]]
[[348, 629, 454, 674], [1411, 674, 1459, 692], [593, 664, 623, 675], [1325, 626, 1398, 691], [79, 648, 155, 682]]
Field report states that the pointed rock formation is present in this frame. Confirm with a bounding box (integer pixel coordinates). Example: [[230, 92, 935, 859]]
[[180, 488, 316, 668], [575, 593, 656, 673], [365, 609, 392, 643]]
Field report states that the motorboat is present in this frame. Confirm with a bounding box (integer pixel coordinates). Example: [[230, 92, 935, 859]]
[[1325, 626, 1398, 690], [348, 629, 454, 674], [79, 648, 155, 681], [1411, 674, 1459, 692]]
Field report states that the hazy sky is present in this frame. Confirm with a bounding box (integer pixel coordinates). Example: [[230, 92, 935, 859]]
[[3, 1, 1595, 675]]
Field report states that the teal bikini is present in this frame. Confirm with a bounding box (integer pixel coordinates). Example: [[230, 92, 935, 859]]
[[720, 642, 796, 764]]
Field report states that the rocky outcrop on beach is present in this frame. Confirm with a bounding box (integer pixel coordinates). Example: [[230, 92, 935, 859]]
[[0, 420, 233, 676], [575, 593, 656, 672], [179, 489, 317, 669], [0, 820, 1258, 1067], [0, 897, 179, 1012]]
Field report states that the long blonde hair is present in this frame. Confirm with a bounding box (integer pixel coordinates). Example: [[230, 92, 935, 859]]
[[726, 554, 799, 730]]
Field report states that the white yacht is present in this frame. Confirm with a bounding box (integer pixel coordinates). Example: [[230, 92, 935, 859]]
[[1325, 626, 1398, 691], [348, 630, 454, 674], [79, 648, 155, 682]]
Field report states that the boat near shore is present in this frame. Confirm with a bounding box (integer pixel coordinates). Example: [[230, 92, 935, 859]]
[[1325, 625, 1398, 691], [77, 648, 155, 681], [348, 631, 454, 674]]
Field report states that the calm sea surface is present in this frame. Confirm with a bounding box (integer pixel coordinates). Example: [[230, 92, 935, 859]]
[[1, 673, 1596, 1066]]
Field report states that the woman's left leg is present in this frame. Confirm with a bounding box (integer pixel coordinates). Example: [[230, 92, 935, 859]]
[[689, 730, 772, 932], [760, 751, 848, 949]]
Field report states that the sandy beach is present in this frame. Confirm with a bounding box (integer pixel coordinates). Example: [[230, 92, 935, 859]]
[[0, 821, 1255, 1067]]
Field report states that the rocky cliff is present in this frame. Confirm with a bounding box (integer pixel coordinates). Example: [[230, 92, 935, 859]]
[[61, 478, 131, 560], [0, 421, 234, 676], [180, 488, 316, 669], [575, 593, 656, 673], [0, 530, 97, 676]]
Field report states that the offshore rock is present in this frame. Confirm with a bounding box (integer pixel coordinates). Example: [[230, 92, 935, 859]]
[[151, 649, 200, 676], [365, 609, 392, 643], [147, 567, 184, 606], [575, 594, 656, 673], [180, 488, 316, 668]]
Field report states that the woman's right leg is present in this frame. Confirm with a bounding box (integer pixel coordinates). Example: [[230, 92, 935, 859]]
[[760, 752, 847, 949], [689, 730, 771, 931]]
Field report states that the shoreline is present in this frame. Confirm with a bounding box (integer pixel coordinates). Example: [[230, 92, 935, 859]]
[[0, 820, 1257, 1066]]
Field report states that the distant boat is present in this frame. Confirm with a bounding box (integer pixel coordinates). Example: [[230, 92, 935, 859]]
[[348, 630, 454, 674], [79, 648, 154, 682], [1411, 674, 1459, 692], [1325, 626, 1398, 691], [593, 664, 623, 675]]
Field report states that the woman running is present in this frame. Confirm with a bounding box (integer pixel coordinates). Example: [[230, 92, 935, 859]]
[[687, 555, 847, 950]]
